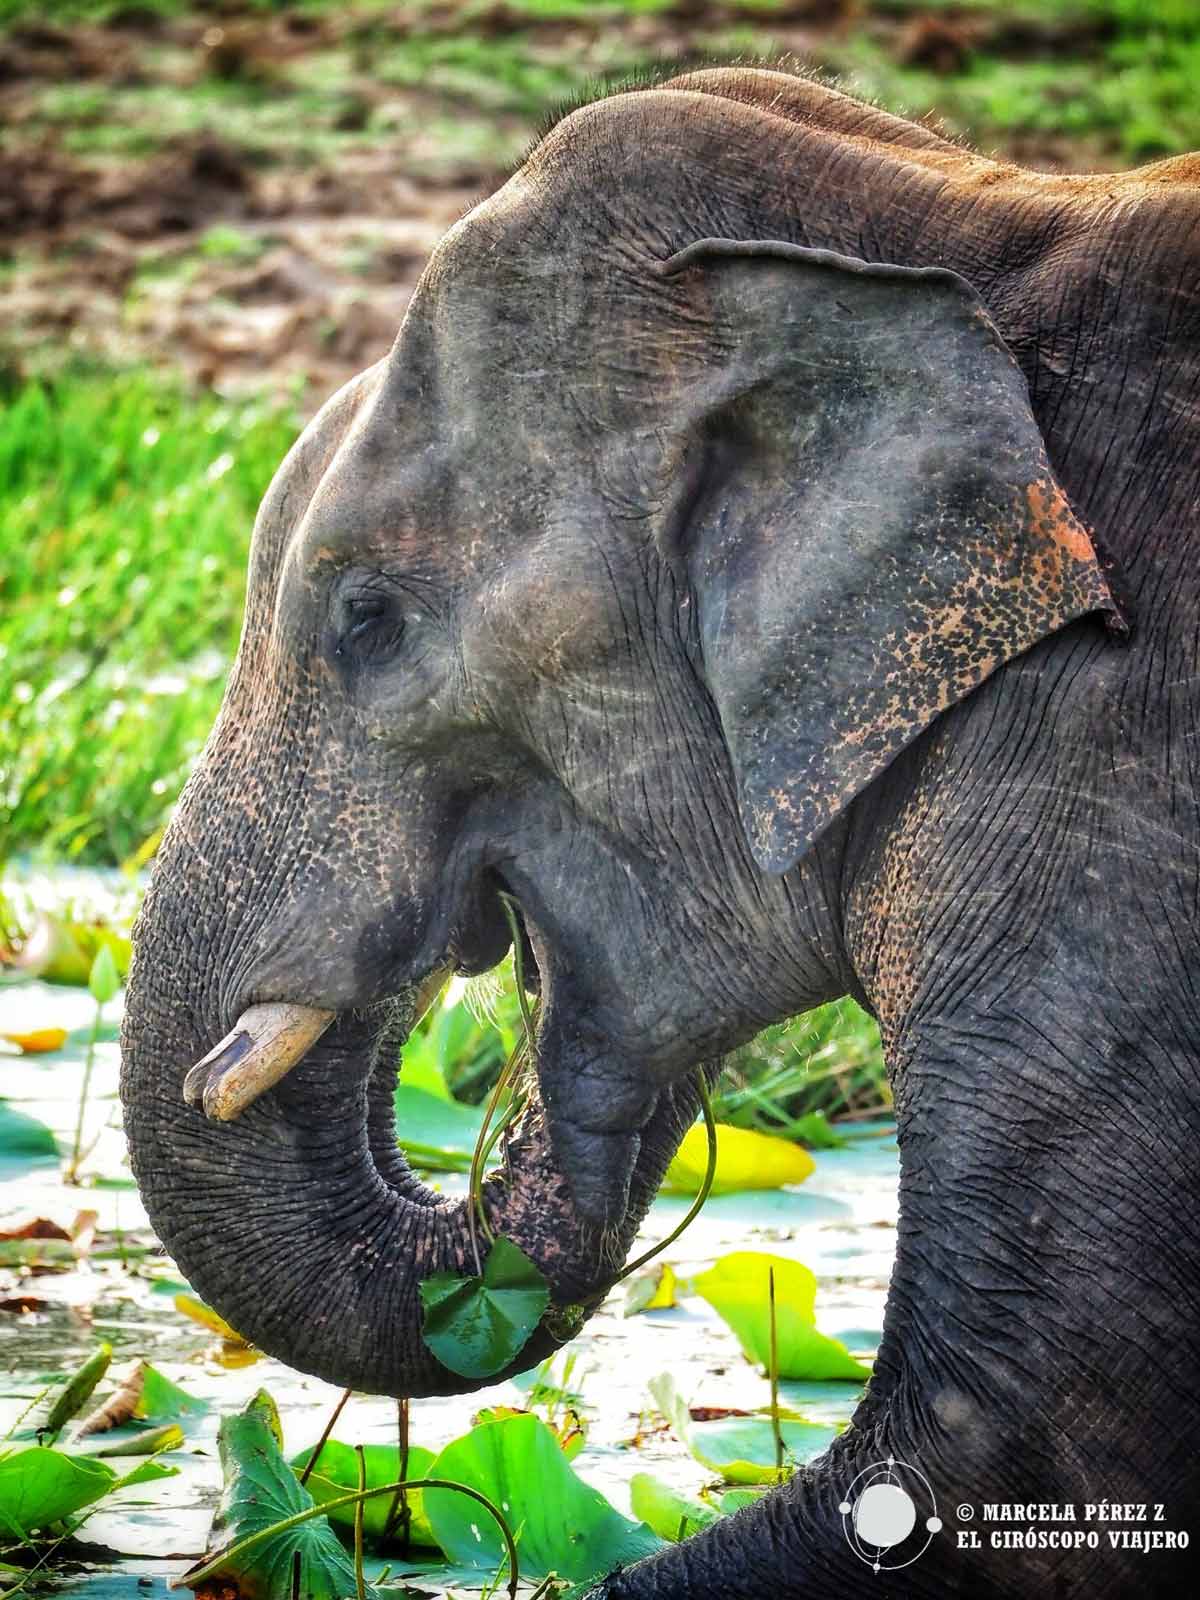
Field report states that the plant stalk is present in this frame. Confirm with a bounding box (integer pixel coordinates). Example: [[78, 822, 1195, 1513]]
[[618, 1071, 718, 1282], [178, 1478, 519, 1599]]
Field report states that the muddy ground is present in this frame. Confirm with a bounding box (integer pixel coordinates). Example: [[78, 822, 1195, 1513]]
[[0, 0, 1126, 408]]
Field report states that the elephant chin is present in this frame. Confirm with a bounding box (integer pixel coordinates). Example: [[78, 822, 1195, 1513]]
[[120, 952, 703, 1399]]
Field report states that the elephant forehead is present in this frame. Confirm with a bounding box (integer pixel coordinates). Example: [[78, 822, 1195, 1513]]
[[286, 430, 541, 584]]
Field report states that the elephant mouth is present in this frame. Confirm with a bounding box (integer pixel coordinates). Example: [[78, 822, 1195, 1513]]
[[182, 880, 541, 1123]]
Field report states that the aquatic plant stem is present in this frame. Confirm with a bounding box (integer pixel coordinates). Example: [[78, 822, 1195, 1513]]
[[298, 1387, 351, 1486], [353, 1445, 367, 1600], [618, 1071, 718, 1282], [769, 1265, 783, 1474], [183, 1478, 520, 1599]]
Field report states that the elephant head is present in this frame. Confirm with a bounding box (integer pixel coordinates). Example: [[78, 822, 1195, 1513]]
[[120, 82, 1122, 1400]]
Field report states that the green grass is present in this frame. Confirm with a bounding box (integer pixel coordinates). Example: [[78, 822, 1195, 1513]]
[[25, 77, 378, 164], [829, 26, 1200, 163], [0, 0, 336, 22], [8, 1, 1200, 171], [0, 369, 300, 864], [9, 1, 1200, 175]]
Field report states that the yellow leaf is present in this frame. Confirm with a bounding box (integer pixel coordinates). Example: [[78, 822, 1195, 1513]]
[[174, 1292, 258, 1367], [174, 1293, 243, 1342], [693, 1252, 872, 1381], [211, 1338, 262, 1370], [664, 1123, 815, 1196], [645, 1261, 677, 1309], [1, 1027, 68, 1054], [624, 1262, 678, 1316]]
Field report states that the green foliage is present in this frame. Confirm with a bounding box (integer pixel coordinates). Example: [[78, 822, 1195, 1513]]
[[405, 978, 887, 1142], [832, 27, 1200, 163], [715, 998, 888, 1132], [290, 1440, 440, 1547], [198, 225, 267, 265], [12, 0, 1193, 174], [0, 370, 299, 863], [693, 1252, 873, 1382], [9, 1344, 112, 1444], [648, 1372, 838, 1485], [0, 0, 345, 25], [419, 1236, 551, 1381], [43, 1345, 112, 1440], [405, 980, 519, 1104], [628, 1473, 717, 1542], [394, 1084, 485, 1172], [179, 1390, 374, 1598], [424, 1412, 662, 1583], [0, 1445, 174, 1540]]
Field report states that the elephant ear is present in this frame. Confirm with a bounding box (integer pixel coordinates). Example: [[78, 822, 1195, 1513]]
[[658, 239, 1128, 874]]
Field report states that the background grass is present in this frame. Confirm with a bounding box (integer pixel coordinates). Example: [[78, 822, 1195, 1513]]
[[0, 370, 298, 863], [5, 0, 1197, 1123]]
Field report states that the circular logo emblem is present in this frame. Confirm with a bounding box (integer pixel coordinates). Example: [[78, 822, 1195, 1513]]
[[838, 1456, 942, 1572]]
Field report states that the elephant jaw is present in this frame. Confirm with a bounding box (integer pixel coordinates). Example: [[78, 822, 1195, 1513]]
[[182, 968, 449, 1121]]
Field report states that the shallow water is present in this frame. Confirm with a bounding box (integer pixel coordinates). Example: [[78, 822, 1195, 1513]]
[[1, 875, 898, 1595]]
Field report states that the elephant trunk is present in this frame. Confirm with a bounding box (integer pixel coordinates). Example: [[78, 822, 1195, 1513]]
[[120, 912, 698, 1398]]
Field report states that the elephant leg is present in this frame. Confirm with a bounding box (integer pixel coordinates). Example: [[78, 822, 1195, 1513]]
[[591, 1011, 1199, 1598]]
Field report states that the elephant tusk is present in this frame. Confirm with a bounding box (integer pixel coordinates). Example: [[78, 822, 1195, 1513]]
[[181, 970, 451, 1122], [183, 1003, 335, 1121]]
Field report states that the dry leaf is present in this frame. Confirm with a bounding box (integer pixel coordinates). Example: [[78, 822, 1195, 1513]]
[[73, 1363, 146, 1438], [71, 1210, 99, 1260], [0, 1294, 47, 1313], [210, 1339, 261, 1370], [0, 1217, 72, 1243]]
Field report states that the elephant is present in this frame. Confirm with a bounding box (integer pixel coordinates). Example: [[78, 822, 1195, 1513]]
[[120, 64, 1200, 1598]]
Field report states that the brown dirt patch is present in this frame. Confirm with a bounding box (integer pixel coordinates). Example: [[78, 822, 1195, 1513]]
[[0, 0, 1124, 409]]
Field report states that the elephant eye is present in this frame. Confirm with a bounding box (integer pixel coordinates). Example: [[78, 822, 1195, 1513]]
[[335, 587, 406, 665]]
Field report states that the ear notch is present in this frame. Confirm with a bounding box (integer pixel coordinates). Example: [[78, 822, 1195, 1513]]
[[658, 238, 1127, 874]]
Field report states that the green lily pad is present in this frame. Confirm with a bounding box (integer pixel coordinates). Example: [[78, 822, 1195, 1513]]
[[718, 1487, 769, 1515], [130, 1363, 211, 1424], [694, 1252, 873, 1382], [394, 1084, 484, 1172], [649, 1373, 838, 1485], [689, 1415, 838, 1483], [290, 1440, 439, 1548], [11, 1344, 112, 1442], [0, 1099, 59, 1179], [419, 1235, 550, 1380], [628, 1473, 718, 1542], [0, 1444, 175, 1538], [425, 1413, 662, 1584], [176, 1390, 376, 1599]]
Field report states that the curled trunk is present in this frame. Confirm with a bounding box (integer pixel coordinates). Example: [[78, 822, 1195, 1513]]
[[121, 945, 700, 1398]]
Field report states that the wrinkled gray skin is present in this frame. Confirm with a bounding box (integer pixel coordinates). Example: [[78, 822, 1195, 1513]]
[[122, 69, 1200, 1597]]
